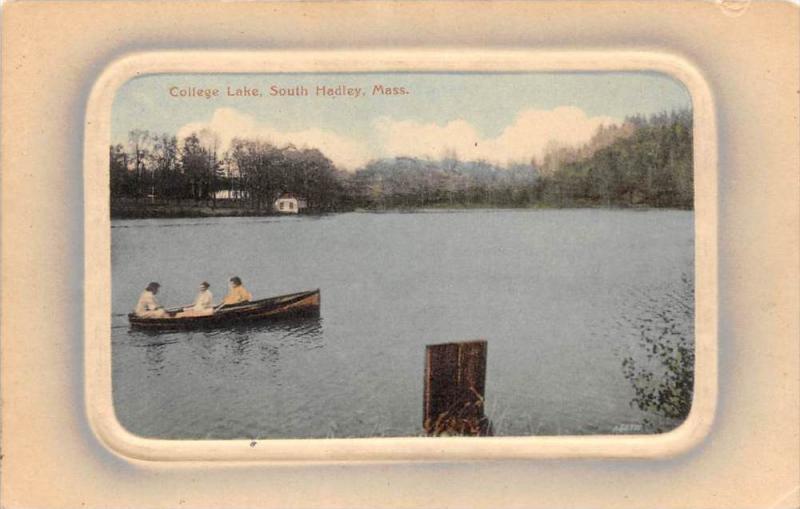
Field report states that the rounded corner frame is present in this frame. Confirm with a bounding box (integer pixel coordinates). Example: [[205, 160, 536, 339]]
[[84, 48, 718, 463]]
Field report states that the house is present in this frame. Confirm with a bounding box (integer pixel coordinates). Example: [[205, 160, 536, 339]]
[[274, 192, 305, 214], [213, 189, 247, 200]]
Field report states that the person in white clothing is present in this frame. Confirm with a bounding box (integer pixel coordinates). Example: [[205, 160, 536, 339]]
[[176, 281, 214, 317], [135, 282, 168, 318]]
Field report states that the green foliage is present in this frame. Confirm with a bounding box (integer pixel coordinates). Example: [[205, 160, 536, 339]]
[[109, 109, 693, 215], [109, 131, 346, 212], [347, 158, 539, 209], [227, 138, 345, 211], [621, 274, 695, 431], [541, 110, 693, 208], [344, 110, 692, 210]]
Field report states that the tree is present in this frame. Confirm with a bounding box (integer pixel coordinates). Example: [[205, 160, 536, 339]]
[[539, 110, 692, 208], [109, 144, 130, 199], [149, 134, 180, 202], [621, 273, 695, 431], [110, 108, 693, 214], [181, 133, 215, 202], [127, 129, 152, 200]]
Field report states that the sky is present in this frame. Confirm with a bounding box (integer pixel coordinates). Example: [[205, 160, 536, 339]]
[[112, 72, 691, 170]]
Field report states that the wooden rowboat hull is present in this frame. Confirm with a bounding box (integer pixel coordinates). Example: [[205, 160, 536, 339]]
[[128, 289, 320, 331]]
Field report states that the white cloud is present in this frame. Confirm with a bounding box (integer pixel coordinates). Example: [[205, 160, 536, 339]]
[[176, 108, 374, 170], [175, 106, 619, 171], [373, 106, 620, 165]]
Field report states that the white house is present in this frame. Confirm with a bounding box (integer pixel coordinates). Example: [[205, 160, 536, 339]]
[[213, 189, 247, 200], [274, 192, 303, 214]]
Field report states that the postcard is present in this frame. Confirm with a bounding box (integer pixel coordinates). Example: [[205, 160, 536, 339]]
[[1, 2, 798, 509]]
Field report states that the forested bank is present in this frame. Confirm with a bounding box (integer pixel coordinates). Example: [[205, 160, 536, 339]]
[[110, 109, 692, 218]]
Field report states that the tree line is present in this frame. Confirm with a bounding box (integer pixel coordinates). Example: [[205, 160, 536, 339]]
[[110, 129, 346, 213], [537, 110, 693, 208], [110, 109, 693, 216]]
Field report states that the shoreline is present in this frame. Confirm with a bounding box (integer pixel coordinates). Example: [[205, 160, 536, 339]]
[[111, 203, 693, 220]]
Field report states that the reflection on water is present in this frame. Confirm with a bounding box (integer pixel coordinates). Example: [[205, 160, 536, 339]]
[[115, 316, 325, 439], [143, 342, 166, 376], [112, 210, 694, 439], [127, 317, 324, 359], [111, 216, 329, 230]]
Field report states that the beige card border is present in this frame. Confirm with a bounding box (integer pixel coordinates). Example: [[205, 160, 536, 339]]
[[84, 49, 718, 462], [4, 2, 799, 508]]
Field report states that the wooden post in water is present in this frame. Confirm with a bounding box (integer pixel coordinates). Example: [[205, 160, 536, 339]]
[[423, 339, 492, 436]]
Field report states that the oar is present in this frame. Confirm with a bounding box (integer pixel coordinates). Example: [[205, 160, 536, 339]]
[[166, 303, 194, 313]]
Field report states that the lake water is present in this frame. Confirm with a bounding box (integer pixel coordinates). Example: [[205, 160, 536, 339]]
[[111, 209, 694, 439]]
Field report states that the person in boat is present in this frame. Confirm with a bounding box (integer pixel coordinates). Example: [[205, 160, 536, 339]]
[[176, 281, 214, 317], [135, 282, 168, 318], [220, 276, 253, 308]]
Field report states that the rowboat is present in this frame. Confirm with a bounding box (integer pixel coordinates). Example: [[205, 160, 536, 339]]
[[128, 289, 320, 331]]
